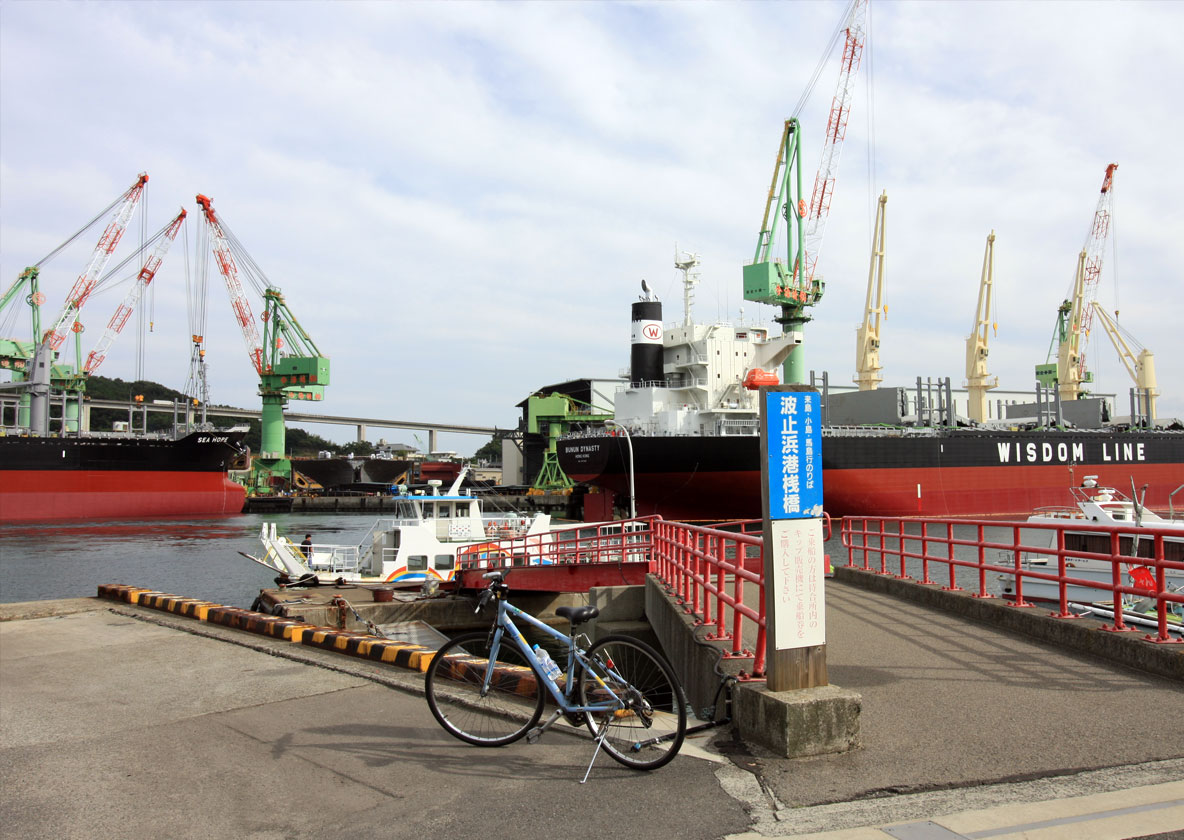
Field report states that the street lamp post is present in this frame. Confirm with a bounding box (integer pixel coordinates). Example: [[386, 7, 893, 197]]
[[603, 419, 636, 519]]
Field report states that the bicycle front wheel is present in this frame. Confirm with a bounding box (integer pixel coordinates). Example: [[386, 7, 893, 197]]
[[577, 635, 686, 770], [425, 631, 545, 747]]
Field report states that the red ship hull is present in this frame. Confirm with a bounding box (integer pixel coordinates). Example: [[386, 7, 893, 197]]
[[1, 470, 246, 522], [0, 431, 248, 523]]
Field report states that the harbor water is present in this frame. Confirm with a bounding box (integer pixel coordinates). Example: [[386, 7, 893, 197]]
[[2, 513, 1018, 609], [0, 512, 385, 608]]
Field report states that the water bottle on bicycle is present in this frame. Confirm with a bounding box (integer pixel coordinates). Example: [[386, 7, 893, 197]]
[[424, 570, 687, 777]]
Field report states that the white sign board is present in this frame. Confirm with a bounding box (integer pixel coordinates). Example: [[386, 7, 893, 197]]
[[768, 517, 826, 650]]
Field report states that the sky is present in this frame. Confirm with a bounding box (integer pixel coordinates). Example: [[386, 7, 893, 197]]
[[2, 0, 1181, 456]]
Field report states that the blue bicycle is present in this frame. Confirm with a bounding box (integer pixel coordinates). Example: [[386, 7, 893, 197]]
[[425, 571, 687, 773]]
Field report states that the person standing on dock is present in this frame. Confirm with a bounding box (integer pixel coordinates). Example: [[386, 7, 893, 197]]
[[300, 535, 312, 559]]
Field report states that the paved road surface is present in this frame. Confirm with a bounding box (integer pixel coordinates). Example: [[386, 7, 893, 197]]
[[2, 585, 1182, 839]]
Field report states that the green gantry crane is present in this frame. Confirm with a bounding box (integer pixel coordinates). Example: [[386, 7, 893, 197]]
[[526, 393, 611, 493], [195, 194, 329, 496]]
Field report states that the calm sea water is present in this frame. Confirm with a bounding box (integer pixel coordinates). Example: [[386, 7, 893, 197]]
[[0, 512, 384, 608], [1, 515, 1012, 608]]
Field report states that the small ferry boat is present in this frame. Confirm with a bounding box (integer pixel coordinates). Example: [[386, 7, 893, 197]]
[[244, 467, 557, 587], [242, 467, 654, 589]]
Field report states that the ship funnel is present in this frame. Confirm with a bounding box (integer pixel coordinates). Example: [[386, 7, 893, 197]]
[[630, 298, 663, 386]]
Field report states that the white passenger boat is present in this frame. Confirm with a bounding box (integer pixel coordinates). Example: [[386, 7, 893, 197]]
[[243, 467, 653, 588], [1001, 476, 1184, 604], [244, 468, 557, 587]]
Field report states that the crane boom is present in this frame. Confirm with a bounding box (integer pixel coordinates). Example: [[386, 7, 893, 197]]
[[803, 0, 868, 287], [1092, 303, 1157, 422], [1073, 162, 1118, 382], [43, 173, 149, 351], [194, 194, 264, 375], [965, 230, 998, 422], [84, 208, 187, 375], [854, 191, 887, 391]]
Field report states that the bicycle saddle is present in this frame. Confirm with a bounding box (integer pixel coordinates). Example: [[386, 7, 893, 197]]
[[556, 605, 599, 625]]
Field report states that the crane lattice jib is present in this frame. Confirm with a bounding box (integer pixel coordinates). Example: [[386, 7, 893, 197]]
[[1073, 163, 1117, 380], [196, 194, 265, 376], [803, 0, 867, 285], [44, 173, 149, 350], [84, 208, 187, 375]]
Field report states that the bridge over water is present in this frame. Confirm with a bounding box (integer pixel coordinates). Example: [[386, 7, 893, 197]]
[[81, 397, 501, 451]]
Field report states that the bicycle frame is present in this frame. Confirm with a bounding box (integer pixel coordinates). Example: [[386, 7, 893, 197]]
[[485, 598, 621, 717]]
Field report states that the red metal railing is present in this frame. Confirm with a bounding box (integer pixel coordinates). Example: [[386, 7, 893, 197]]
[[456, 516, 659, 570], [650, 519, 768, 678], [841, 516, 1184, 644]]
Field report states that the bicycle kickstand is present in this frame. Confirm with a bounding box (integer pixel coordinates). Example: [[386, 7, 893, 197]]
[[580, 724, 611, 784]]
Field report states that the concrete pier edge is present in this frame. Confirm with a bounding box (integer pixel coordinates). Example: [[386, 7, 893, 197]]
[[834, 565, 1184, 681]]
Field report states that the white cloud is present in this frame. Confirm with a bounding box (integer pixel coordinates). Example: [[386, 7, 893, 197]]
[[3, 0, 1182, 454]]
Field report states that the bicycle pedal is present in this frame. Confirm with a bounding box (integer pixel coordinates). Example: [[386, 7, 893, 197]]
[[526, 727, 543, 744]]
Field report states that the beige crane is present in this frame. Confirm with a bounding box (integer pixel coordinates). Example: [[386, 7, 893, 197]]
[[965, 231, 998, 422], [1091, 303, 1158, 422], [854, 191, 888, 391], [1053, 250, 1090, 401]]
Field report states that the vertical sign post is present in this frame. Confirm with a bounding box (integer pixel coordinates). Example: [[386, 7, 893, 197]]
[[760, 384, 827, 691]]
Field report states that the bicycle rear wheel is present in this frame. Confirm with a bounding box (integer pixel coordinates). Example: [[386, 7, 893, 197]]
[[577, 635, 686, 770], [425, 631, 545, 747]]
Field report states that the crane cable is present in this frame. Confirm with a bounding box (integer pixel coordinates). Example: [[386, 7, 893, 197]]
[[30, 190, 129, 270], [789, 1, 852, 121], [863, 1, 878, 240]]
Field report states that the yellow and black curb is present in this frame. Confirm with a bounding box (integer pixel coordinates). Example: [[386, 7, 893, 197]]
[[97, 585, 436, 673]]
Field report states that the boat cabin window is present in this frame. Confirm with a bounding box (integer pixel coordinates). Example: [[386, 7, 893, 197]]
[[455, 502, 470, 517], [438, 504, 451, 518], [396, 501, 416, 519], [407, 555, 428, 571], [434, 554, 454, 571], [421, 503, 433, 519]]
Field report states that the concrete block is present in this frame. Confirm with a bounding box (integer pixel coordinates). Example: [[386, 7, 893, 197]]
[[588, 585, 646, 623], [733, 682, 862, 758]]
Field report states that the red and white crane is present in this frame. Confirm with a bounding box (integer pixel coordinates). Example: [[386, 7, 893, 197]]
[[194, 193, 264, 375], [1037, 163, 1118, 397], [42, 173, 149, 351], [83, 207, 187, 375], [801, 0, 869, 287], [1072, 162, 1118, 382]]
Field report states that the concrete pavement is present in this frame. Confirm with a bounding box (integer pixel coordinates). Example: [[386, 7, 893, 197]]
[[2, 582, 1183, 839]]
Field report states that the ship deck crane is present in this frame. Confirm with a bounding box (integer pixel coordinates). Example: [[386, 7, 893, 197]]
[[1091, 303, 1157, 423], [964, 231, 998, 422], [743, 0, 868, 385], [195, 193, 329, 496], [1036, 163, 1118, 396], [853, 191, 887, 390], [526, 393, 612, 493]]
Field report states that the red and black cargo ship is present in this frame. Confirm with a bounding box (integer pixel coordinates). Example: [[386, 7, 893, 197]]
[[0, 430, 248, 523], [555, 292, 1184, 521], [558, 427, 1184, 521]]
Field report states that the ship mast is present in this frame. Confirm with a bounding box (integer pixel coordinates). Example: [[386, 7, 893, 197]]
[[674, 248, 701, 327]]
